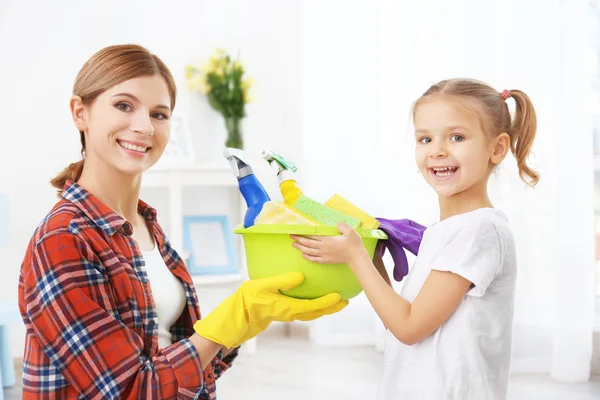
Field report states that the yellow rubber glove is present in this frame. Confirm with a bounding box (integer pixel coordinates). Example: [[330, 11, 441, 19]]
[[193, 272, 348, 349]]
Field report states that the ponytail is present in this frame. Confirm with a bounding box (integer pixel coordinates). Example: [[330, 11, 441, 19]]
[[50, 131, 86, 197], [508, 90, 539, 186]]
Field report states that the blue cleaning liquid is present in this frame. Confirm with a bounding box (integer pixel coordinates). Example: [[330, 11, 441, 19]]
[[239, 174, 270, 228]]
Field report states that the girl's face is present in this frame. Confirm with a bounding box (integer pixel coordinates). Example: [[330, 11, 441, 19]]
[[414, 98, 505, 199], [72, 75, 172, 178]]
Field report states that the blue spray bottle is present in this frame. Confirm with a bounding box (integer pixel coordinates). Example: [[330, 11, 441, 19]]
[[223, 148, 271, 228]]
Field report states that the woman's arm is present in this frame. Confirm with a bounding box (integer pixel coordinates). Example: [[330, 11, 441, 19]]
[[20, 232, 207, 399], [188, 334, 224, 369]]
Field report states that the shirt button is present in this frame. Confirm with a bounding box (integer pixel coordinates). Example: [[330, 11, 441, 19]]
[[149, 319, 156, 326], [121, 222, 133, 235]]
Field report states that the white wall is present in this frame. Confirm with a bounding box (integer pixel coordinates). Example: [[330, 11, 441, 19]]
[[0, 0, 303, 351]]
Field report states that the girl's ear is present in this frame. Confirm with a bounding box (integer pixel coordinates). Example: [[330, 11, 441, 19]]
[[491, 132, 510, 165]]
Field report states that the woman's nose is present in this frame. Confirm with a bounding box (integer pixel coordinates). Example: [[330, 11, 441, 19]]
[[130, 111, 154, 137]]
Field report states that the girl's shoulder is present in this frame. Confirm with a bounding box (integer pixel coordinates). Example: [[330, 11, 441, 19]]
[[426, 207, 512, 244]]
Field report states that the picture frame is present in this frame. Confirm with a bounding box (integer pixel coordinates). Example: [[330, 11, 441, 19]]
[[182, 215, 238, 275], [153, 113, 195, 169]]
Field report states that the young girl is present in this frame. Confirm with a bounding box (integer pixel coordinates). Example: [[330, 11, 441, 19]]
[[292, 78, 538, 399], [18, 44, 347, 400]]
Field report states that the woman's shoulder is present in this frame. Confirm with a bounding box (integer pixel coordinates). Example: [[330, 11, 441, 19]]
[[21, 199, 96, 278], [26, 198, 92, 255]]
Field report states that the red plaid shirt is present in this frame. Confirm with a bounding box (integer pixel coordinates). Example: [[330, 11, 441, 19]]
[[18, 180, 238, 399]]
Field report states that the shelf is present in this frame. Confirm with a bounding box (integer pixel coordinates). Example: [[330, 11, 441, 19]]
[[192, 273, 244, 286], [143, 162, 238, 188]]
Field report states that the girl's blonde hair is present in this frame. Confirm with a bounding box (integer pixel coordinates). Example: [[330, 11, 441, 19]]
[[413, 78, 539, 186]]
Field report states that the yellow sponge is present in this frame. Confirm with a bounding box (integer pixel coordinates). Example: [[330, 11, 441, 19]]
[[325, 194, 380, 229], [254, 201, 321, 226]]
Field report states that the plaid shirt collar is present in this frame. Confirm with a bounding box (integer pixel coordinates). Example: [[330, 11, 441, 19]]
[[62, 180, 159, 238]]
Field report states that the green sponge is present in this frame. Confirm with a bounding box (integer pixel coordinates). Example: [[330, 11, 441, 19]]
[[292, 195, 362, 228]]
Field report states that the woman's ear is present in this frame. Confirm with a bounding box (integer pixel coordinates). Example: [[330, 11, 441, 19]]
[[70, 96, 88, 133], [491, 132, 511, 165]]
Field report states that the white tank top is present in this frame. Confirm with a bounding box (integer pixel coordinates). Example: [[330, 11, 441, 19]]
[[142, 244, 187, 349]]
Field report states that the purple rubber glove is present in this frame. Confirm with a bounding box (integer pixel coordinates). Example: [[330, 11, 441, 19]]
[[375, 218, 427, 282]]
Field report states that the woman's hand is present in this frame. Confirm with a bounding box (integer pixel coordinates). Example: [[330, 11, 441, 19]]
[[290, 222, 370, 267], [193, 272, 348, 349]]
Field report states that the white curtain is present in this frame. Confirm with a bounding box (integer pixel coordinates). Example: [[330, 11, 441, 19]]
[[302, 0, 596, 382]]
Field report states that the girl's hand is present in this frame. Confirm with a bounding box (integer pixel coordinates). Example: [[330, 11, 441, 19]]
[[290, 222, 369, 266]]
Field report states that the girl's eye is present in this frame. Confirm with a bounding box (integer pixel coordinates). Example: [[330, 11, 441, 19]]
[[115, 102, 132, 112], [450, 134, 464, 142], [151, 112, 170, 120], [418, 137, 431, 144]]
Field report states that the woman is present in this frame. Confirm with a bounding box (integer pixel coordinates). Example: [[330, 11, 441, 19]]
[[18, 44, 347, 399]]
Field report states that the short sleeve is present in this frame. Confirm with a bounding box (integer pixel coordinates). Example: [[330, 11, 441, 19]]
[[429, 220, 503, 297]]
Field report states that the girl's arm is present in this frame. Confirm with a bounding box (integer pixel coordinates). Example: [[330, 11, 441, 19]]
[[348, 252, 471, 345], [291, 223, 472, 345]]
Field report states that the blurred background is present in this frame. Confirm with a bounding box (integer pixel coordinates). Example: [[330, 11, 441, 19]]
[[0, 0, 599, 398]]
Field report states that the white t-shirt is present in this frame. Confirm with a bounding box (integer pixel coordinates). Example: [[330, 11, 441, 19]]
[[377, 208, 517, 400], [142, 244, 187, 349]]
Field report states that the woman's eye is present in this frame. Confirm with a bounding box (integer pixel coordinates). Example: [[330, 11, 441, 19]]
[[151, 112, 169, 120], [450, 134, 464, 142], [418, 137, 431, 144], [115, 102, 132, 112]]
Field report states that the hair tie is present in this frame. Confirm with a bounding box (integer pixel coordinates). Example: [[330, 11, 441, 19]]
[[500, 89, 511, 100]]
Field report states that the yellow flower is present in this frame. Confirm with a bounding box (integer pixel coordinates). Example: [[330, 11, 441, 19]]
[[241, 77, 254, 90], [214, 66, 225, 77], [233, 60, 244, 72], [243, 87, 252, 103], [185, 65, 197, 79], [199, 79, 212, 94], [201, 58, 219, 74], [187, 74, 211, 94]]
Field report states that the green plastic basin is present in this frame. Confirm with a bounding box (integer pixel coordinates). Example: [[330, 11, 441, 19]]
[[234, 224, 387, 300]]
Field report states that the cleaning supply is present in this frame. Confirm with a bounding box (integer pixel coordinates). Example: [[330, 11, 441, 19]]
[[193, 272, 348, 349], [375, 218, 427, 282], [254, 201, 321, 226], [262, 150, 303, 206], [234, 224, 387, 300], [224, 148, 270, 228], [325, 194, 381, 230], [292, 195, 362, 228]]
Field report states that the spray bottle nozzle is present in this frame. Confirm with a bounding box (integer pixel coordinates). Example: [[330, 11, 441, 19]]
[[261, 150, 298, 174], [224, 148, 253, 180]]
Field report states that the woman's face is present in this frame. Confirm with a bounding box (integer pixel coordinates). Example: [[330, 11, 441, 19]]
[[72, 74, 172, 177]]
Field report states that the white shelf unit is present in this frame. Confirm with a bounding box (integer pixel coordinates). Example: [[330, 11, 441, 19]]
[[142, 161, 247, 283], [141, 162, 258, 354]]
